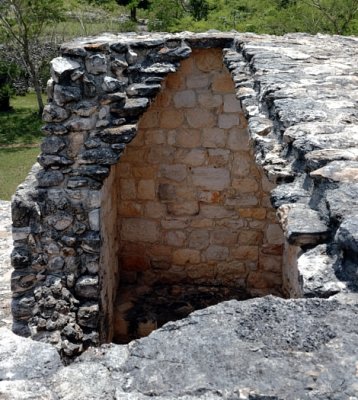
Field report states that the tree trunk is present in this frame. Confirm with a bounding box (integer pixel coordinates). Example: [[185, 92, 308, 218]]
[[130, 7, 137, 22], [23, 43, 44, 115]]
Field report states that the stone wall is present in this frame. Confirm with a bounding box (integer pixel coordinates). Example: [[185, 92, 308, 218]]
[[11, 32, 358, 356], [103, 49, 284, 341]]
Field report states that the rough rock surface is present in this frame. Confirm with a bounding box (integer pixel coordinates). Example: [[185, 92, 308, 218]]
[[0, 201, 12, 330], [0, 296, 357, 399]]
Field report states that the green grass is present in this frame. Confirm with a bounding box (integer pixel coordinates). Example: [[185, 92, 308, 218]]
[[0, 147, 40, 200], [0, 93, 43, 200], [0, 93, 44, 145]]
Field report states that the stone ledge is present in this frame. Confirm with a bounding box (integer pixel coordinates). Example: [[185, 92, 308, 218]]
[[0, 296, 357, 399]]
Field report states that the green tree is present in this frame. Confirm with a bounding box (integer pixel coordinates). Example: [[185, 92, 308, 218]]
[[0, 60, 21, 111], [302, 0, 358, 34], [0, 0, 64, 114], [116, 0, 149, 21]]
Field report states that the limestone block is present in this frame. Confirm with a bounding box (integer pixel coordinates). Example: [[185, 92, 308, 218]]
[[148, 244, 172, 261], [238, 230, 263, 245], [177, 149, 206, 166], [212, 73, 234, 92], [118, 201, 142, 217], [191, 167, 230, 190], [175, 129, 201, 148], [218, 114, 240, 129], [160, 110, 184, 129], [259, 254, 282, 273], [195, 49, 222, 72], [265, 224, 284, 245], [198, 93, 222, 109], [190, 218, 213, 228], [202, 128, 226, 148], [227, 127, 250, 151], [231, 246, 259, 261], [147, 146, 175, 164], [173, 249, 200, 265], [144, 129, 166, 145], [133, 166, 156, 179], [167, 201, 199, 216], [186, 109, 215, 128], [238, 208, 266, 220], [232, 153, 251, 177], [165, 231, 187, 247], [189, 229, 210, 250], [173, 90, 196, 108], [158, 183, 176, 201], [210, 229, 237, 245], [120, 219, 159, 243], [200, 205, 236, 219], [204, 245, 229, 261], [207, 149, 230, 167], [198, 191, 222, 204], [186, 74, 209, 89], [225, 194, 259, 208], [223, 94, 241, 113], [119, 179, 136, 200], [247, 271, 282, 289], [144, 202, 166, 218], [215, 262, 246, 282], [160, 164, 187, 182], [139, 111, 160, 129], [166, 73, 185, 90], [232, 178, 259, 193], [138, 180, 155, 200]]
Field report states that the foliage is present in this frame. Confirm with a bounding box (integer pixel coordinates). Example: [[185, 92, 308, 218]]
[[0, 0, 65, 113], [0, 92, 43, 145], [146, 0, 358, 35], [0, 60, 21, 111]]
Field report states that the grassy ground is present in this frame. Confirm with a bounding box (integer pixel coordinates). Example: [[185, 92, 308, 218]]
[[0, 147, 40, 200], [0, 93, 43, 200]]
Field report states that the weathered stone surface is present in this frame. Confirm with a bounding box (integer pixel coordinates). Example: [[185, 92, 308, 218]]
[[50, 57, 81, 83], [278, 204, 329, 246], [297, 244, 348, 298], [1, 297, 358, 399]]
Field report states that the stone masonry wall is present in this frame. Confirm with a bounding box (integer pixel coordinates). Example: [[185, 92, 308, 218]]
[[11, 32, 358, 356], [103, 49, 284, 342]]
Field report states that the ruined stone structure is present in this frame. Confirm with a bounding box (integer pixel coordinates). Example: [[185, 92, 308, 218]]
[[11, 32, 358, 357]]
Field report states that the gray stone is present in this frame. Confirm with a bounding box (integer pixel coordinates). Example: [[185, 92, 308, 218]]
[[36, 170, 64, 187], [85, 54, 107, 75], [277, 204, 329, 246], [1, 296, 358, 399], [54, 85, 81, 106], [42, 104, 70, 123], [336, 215, 358, 256], [297, 244, 347, 298], [51, 57, 81, 83], [75, 276, 99, 299], [102, 76, 125, 92], [41, 136, 66, 155]]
